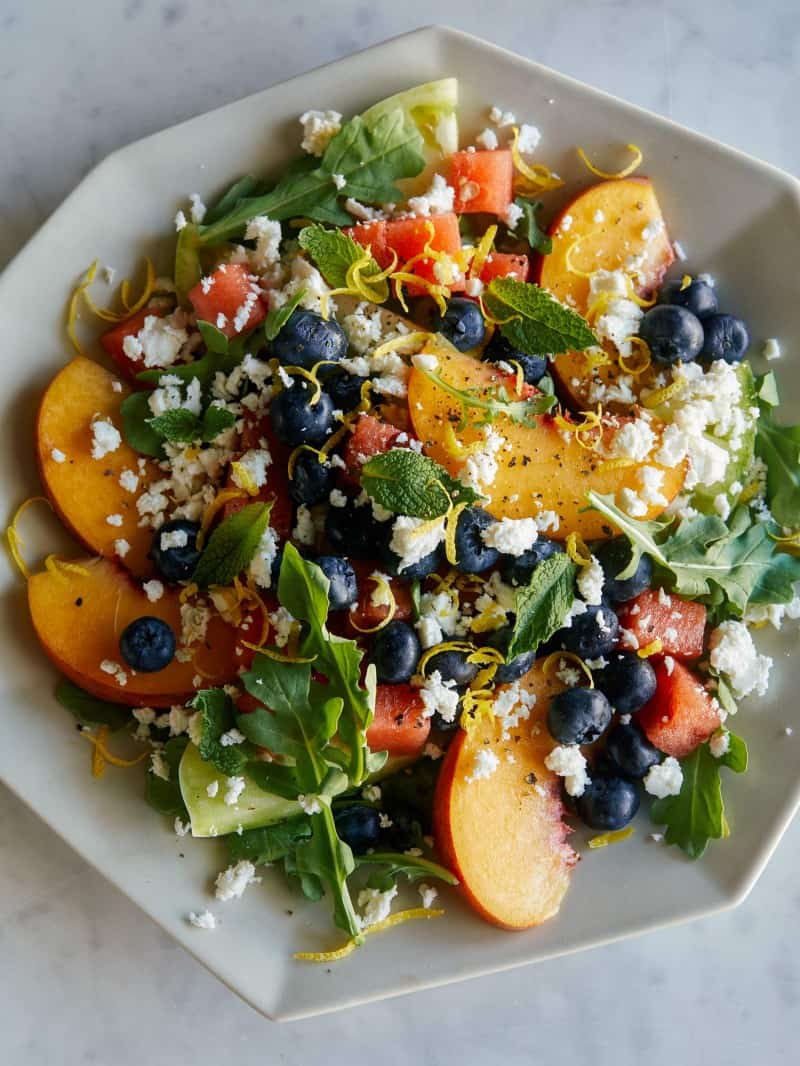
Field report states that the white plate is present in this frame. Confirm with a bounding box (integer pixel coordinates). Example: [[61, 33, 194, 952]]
[[1, 26, 799, 1022]]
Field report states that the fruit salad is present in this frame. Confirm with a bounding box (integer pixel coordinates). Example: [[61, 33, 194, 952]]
[[13, 78, 800, 953]]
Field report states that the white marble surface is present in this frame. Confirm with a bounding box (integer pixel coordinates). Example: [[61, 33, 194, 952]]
[[1, 1, 798, 1061]]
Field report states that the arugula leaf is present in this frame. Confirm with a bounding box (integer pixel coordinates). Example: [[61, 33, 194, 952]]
[[192, 501, 273, 588], [513, 197, 552, 255], [263, 288, 306, 342], [483, 278, 597, 356], [189, 689, 252, 776], [651, 734, 748, 858], [203, 175, 262, 225], [587, 493, 800, 617], [360, 449, 480, 518], [755, 402, 800, 528], [298, 224, 385, 292], [56, 678, 131, 731], [196, 109, 425, 245], [197, 319, 230, 354], [120, 391, 166, 457], [506, 553, 577, 660], [357, 851, 459, 892], [420, 367, 556, 430], [294, 805, 360, 934], [227, 818, 312, 864], [145, 736, 189, 817]]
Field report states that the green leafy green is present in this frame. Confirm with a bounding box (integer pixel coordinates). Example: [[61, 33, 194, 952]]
[[294, 806, 360, 933], [587, 493, 800, 617], [483, 277, 597, 357], [147, 404, 235, 445], [357, 851, 459, 892], [56, 679, 131, 731], [419, 367, 556, 430], [197, 319, 230, 354], [263, 288, 306, 342], [513, 197, 552, 255], [174, 224, 203, 298], [204, 175, 263, 225], [189, 689, 253, 776], [360, 448, 480, 518], [120, 391, 166, 457], [298, 224, 384, 291], [227, 818, 312, 864], [192, 501, 273, 588], [651, 734, 748, 859], [506, 553, 577, 661], [755, 402, 800, 528], [145, 737, 189, 818], [196, 109, 425, 245]]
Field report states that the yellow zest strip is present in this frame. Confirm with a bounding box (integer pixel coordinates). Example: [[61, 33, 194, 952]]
[[477, 291, 520, 327], [565, 532, 592, 567], [229, 461, 260, 496], [401, 223, 461, 289], [442, 424, 483, 459], [287, 444, 327, 480], [349, 574, 398, 634], [470, 662, 500, 692], [583, 347, 612, 372], [508, 360, 526, 398], [280, 363, 329, 406], [680, 274, 692, 291], [180, 582, 199, 604], [92, 725, 109, 777], [85, 258, 156, 321], [372, 332, 433, 360], [553, 407, 604, 451], [768, 529, 800, 550], [470, 604, 508, 634], [67, 260, 99, 356], [243, 580, 271, 647], [79, 730, 151, 770], [618, 336, 652, 376], [197, 488, 248, 549], [44, 555, 90, 580], [5, 495, 53, 580], [466, 646, 504, 667], [418, 639, 476, 676], [564, 236, 594, 280], [576, 143, 643, 180], [738, 480, 762, 505], [468, 225, 497, 280], [588, 826, 635, 849], [510, 127, 565, 191], [623, 276, 657, 309], [637, 639, 663, 658], [392, 272, 448, 316], [444, 501, 469, 566], [642, 377, 687, 409], [542, 651, 595, 688], [294, 908, 445, 962], [597, 457, 637, 473], [320, 250, 399, 319]]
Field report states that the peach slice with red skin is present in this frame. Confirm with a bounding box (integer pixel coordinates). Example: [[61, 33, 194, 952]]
[[432, 662, 576, 929], [36, 356, 158, 577], [532, 177, 675, 410], [28, 557, 239, 707]]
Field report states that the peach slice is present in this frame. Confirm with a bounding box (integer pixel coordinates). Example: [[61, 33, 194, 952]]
[[407, 346, 686, 539], [36, 356, 158, 577], [533, 177, 675, 410], [432, 662, 576, 929], [28, 557, 239, 707]]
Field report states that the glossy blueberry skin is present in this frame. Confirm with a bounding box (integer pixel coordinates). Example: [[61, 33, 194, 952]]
[[271, 309, 347, 370], [604, 721, 661, 779], [149, 519, 201, 582], [638, 304, 704, 365], [325, 498, 391, 559], [502, 536, 562, 587], [433, 297, 487, 352], [270, 381, 336, 447], [485, 624, 536, 683], [325, 369, 369, 412], [594, 651, 657, 714], [595, 538, 652, 603], [574, 773, 640, 831], [333, 805, 381, 855], [453, 507, 500, 574], [559, 603, 620, 660], [289, 450, 335, 505], [380, 543, 442, 580], [119, 616, 176, 672], [482, 332, 548, 385], [699, 313, 750, 364], [379, 810, 420, 851], [547, 687, 613, 746], [368, 621, 421, 684], [315, 555, 358, 611], [660, 278, 718, 320], [425, 648, 479, 687]]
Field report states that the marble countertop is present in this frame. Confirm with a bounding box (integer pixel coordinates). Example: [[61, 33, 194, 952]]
[[1, 2, 798, 1062]]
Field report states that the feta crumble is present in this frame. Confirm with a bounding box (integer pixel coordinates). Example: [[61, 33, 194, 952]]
[[187, 910, 216, 930], [644, 756, 683, 798], [709, 620, 772, 698], [545, 745, 590, 797], [214, 860, 261, 902], [90, 417, 122, 460], [50, 447, 66, 463], [357, 885, 397, 928], [143, 579, 164, 603], [299, 109, 342, 157], [481, 516, 538, 556], [407, 173, 455, 217], [419, 670, 460, 724], [465, 747, 500, 783]]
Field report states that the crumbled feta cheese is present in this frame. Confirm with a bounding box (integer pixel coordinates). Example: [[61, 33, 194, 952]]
[[619, 488, 648, 518], [299, 109, 342, 156], [763, 338, 781, 361], [214, 860, 261, 902], [150, 751, 170, 781], [219, 728, 246, 747], [609, 418, 656, 462], [361, 784, 381, 803], [232, 448, 272, 491], [462, 425, 505, 493], [481, 516, 538, 556], [465, 747, 500, 783], [418, 883, 439, 909], [492, 681, 536, 738], [593, 209, 605, 223], [180, 601, 210, 647], [118, 468, 139, 494], [297, 794, 322, 815], [174, 210, 187, 231], [709, 730, 731, 758], [390, 515, 446, 573], [268, 606, 294, 648], [293, 504, 316, 546], [638, 466, 668, 508], [248, 526, 279, 589], [244, 215, 282, 271], [416, 615, 444, 649], [328, 488, 348, 509], [654, 424, 689, 467], [464, 277, 484, 297], [577, 555, 605, 605], [50, 447, 66, 463], [189, 193, 207, 224], [419, 670, 460, 724], [475, 128, 499, 150], [411, 352, 439, 372], [90, 417, 122, 460], [105, 513, 123, 527], [206, 780, 219, 798], [423, 741, 444, 761], [224, 775, 246, 806], [503, 201, 524, 231], [187, 909, 216, 930], [357, 885, 397, 928], [143, 579, 164, 603], [114, 538, 130, 558], [407, 173, 455, 217], [709, 620, 772, 698], [332, 172, 347, 190], [644, 756, 683, 798], [516, 123, 541, 154], [174, 817, 190, 837], [344, 197, 384, 222], [122, 311, 189, 369], [160, 528, 188, 550], [489, 106, 516, 126], [545, 745, 590, 797]]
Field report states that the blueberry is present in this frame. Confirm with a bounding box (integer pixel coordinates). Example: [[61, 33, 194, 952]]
[[271, 309, 347, 370], [368, 621, 421, 683], [326, 498, 390, 559], [502, 536, 562, 587], [574, 773, 640, 830], [482, 332, 548, 385], [700, 313, 749, 364], [425, 648, 479, 687], [149, 519, 201, 582], [660, 278, 718, 320], [119, 616, 176, 672], [380, 543, 442, 580], [547, 687, 613, 746], [379, 810, 420, 851], [559, 603, 620, 660], [333, 804, 381, 855], [433, 297, 486, 351], [315, 555, 357, 611], [485, 624, 536, 683], [604, 721, 661, 779], [270, 380, 335, 447], [453, 507, 500, 574], [288, 450, 335, 505], [325, 369, 369, 412], [594, 652, 657, 713], [638, 305, 704, 365], [595, 538, 652, 603]]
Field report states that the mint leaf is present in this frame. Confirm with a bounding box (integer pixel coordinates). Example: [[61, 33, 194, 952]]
[[484, 277, 597, 356], [360, 449, 480, 518], [506, 552, 577, 660], [200, 405, 236, 441], [120, 391, 166, 457], [147, 408, 201, 443], [651, 734, 748, 859], [264, 288, 306, 342], [197, 319, 230, 354], [145, 736, 189, 817], [298, 224, 385, 292], [193, 501, 273, 588], [755, 402, 800, 528], [190, 688, 252, 776], [513, 197, 552, 255], [227, 818, 312, 864], [56, 679, 131, 731]]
